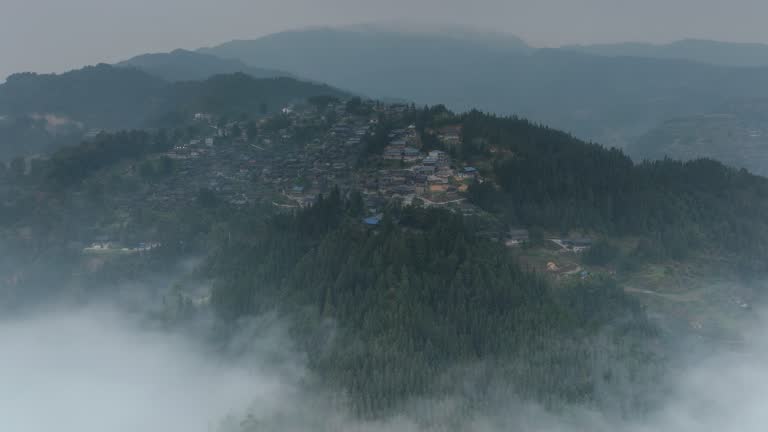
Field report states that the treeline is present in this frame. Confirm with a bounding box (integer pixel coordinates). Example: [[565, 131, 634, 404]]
[[167, 74, 349, 120], [45, 130, 173, 187], [0, 65, 350, 132], [0, 65, 167, 129], [205, 194, 662, 418], [456, 110, 768, 269]]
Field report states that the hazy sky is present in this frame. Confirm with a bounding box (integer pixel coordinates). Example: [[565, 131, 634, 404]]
[[1, 0, 767, 80]]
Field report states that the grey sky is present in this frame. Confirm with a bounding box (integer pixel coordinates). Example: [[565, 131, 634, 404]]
[[1, 0, 767, 80]]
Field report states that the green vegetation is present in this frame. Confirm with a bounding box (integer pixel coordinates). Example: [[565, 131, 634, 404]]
[[207, 194, 662, 417], [167, 74, 347, 120], [582, 239, 621, 266], [0, 115, 82, 161], [0, 66, 349, 162], [46, 130, 172, 187], [4, 90, 767, 423], [0, 65, 168, 129], [116, 49, 289, 82], [460, 111, 768, 272]]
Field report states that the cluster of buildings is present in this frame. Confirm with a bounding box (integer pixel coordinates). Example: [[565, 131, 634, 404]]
[[372, 123, 480, 209], [0, 98, 603, 273], [142, 103, 377, 211], [78, 99, 487, 234], [364, 146, 480, 213], [142, 101, 483, 218], [383, 126, 421, 161]]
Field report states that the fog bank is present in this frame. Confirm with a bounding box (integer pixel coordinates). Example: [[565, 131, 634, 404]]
[[2, 302, 768, 432], [0, 305, 301, 432]]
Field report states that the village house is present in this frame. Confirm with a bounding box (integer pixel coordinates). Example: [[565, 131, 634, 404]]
[[424, 150, 450, 168], [458, 166, 479, 180], [438, 125, 463, 148], [414, 165, 436, 176]]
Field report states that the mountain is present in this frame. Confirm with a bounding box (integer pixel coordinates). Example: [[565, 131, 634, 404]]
[[339, 22, 534, 51], [0, 64, 345, 129], [0, 115, 82, 161], [0, 64, 166, 160], [562, 39, 768, 67], [0, 64, 168, 130], [8, 100, 768, 419], [627, 99, 768, 175], [117, 49, 291, 82], [0, 64, 347, 159], [170, 73, 343, 113], [200, 28, 768, 148]]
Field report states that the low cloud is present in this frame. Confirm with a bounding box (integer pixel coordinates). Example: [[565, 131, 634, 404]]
[[0, 304, 301, 432], [2, 300, 768, 432]]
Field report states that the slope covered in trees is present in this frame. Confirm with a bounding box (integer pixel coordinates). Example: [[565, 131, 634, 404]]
[[117, 49, 291, 82], [0, 115, 82, 161], [457, 110, 768, 269], [6, 100, 764, 421], [0, 65, 168, 129], [0, 65, 347, 129], [167, 74, 347, 119], [44, 130, 172, 187], [0, 65, 348, 159], [205, 193, 662, 417]]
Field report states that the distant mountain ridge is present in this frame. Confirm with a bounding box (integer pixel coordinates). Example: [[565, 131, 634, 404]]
[[0, 64, 347, 159], [117, 49, 291, 82], [10, 27, 768, 173], [200, 28, 768, 149], [337, 22, 533, 51], [562, 39, 768, 67], [627, 98, 768, 175], [0, 65, 168, 129], [0, 64, 346, 127]]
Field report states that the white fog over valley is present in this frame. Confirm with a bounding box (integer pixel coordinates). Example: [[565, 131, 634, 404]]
[[1, 298, 767, 432], [0, 302, 307, 432]]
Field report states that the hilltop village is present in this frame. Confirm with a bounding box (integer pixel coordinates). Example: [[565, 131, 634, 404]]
[[140, 99, 481, 221], [1, 97, 599, 276], [3, 94, 761, 337]]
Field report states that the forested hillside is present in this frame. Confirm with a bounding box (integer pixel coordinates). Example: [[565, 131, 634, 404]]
[[451, 111, 768, 270], [0, 115, 82, 161], [206, 193, 662, 417], [0, 66, 347, 159], [167, 74, 347, 119], [0, 65, 346, 129], [345, 105, 768, 273], [0, 65, 167, 129], [117, 49, 290, 82], [4, 97, 767, 422]]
